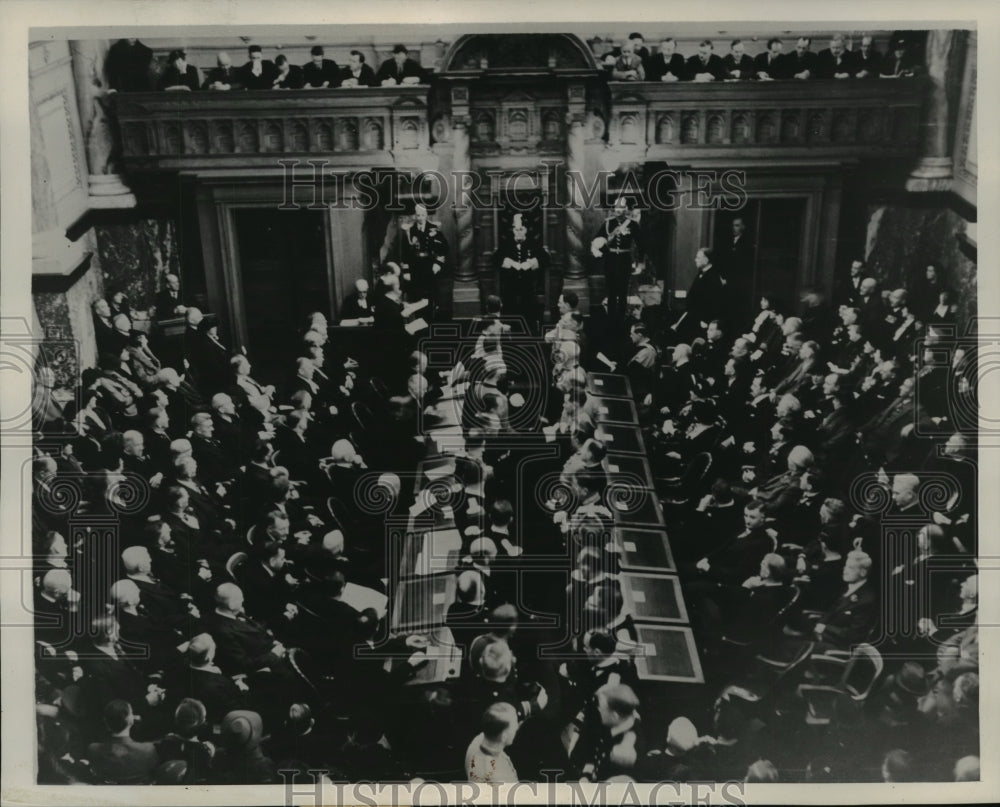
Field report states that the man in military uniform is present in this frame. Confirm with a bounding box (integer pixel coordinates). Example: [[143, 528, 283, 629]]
[[496, 214, 546, 327], [591, 197, 641, 330], [402, 203, 449, 318]]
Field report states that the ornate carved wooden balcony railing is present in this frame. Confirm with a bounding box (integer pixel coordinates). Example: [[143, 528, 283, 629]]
[[111, 87, 432, 170], [606, 77, 926, 161]]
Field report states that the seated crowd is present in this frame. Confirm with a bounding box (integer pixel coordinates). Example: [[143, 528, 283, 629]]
[[104, 31, 923, 95], [31, 237, 976, 784], [594, 31, 921, 82]]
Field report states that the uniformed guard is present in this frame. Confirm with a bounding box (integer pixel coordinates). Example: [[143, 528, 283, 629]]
[[402, 203, 449, 318], [591, 197, 642, 329]]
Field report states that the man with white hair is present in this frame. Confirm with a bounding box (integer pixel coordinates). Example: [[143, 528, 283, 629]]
[[33, 568, 79, 648], [122, 545, 197, 625], [190, 411, 236, 484], [179, 633, 248, 723], [810, 549, 877, 646], [340, 277, 373, 320], [204, 582, 290, 677], [203, 51, 242, 91], [496, 213, 545, 322]]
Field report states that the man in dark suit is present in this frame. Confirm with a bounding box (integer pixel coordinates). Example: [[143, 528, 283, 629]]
[[202, 51, 243, 90], [86, 700, 160, 784], [210, 393, 243, 458], [809, 550, 877, 646], [302, 45, 340, 88], [202, 583, 289, 676], [784, 37, 818, 79], [239, 542, 300, 628], [853, 34, 882, 78], [754, 38, 788, 80], [106, 38, 154, 92], [720, 216, 755, 330], [190, 413, 238, 484], [122, 545, 196, 625], [646, 38, 685, 82], [340, 50, 376, 87], [816, 35, 857, 79], [271, 55, 304, 89], [687, 500, 774, 586], [685, 40, 726, 81], [158, 50, 200, 91], [672, 247, 724, 341], [722, 39, 755, 80], [238, 45, 278, 90], [176, 633, 248, 724], [376, 44, 425, 85], [496, 213, 546, 322], [880, 36, 921, 77], [340, 278, 374, 320], [154, 273, 185, 319]]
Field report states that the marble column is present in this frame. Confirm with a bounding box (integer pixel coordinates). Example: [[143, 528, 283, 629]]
[[562, 118, 589, 308], [450, 119, 479, 316], [69, 39, 136, 208], [906, 30, 954, 191]]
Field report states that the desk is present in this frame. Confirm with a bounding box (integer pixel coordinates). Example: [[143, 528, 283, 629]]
[[586, 373, 633, 400], [594, 424, 646, 455], [614, 528, 676, 574], [592, 397, 639, 425], [390, 572, 457, 633], [603, 454, 654, 489], [630, 625, 704, 684], [607, 486, 665, 528], [619, 573, 688, 624]]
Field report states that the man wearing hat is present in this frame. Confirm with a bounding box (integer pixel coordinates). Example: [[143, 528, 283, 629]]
[[402, 203, 450, 319], [213, 709, 278, 783], [376, 44, 425, 85], [881, 36, 921, 77], [496, 213, 546, 327]]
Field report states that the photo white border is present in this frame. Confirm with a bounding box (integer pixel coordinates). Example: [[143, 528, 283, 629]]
[[2, 1, 998, 804]]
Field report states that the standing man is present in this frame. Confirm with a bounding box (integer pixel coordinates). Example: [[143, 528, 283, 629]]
[[376, 44, 425, 86], [239, 45, 277, 90], [723, 39, 755, 80], [591, 197, 641, 330], [496, 213, 546, 326], [721, 216, 755, 330], [672, 248, 724, 342], [402, 204, 449, 318], [302, 45, 339, 88]]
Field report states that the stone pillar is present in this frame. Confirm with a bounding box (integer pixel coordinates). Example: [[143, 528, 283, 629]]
[[69, 39, 136, 208], [563, 117, 589, 309], [907, 30, 954, 191], [449, 118, 480, 316]]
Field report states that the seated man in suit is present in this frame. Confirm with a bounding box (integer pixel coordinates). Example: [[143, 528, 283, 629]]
[[86, 700, 160, 784], [238, 44, 277, 90], [685, 40, 726, 81], [340, 278, 374, 320], [202, 51, 243, 90], [686, 500, 774, 587], [784, 36, 818, 80], [755, 38, 788, 80], [158, 50, 200, 91], [302, 45, 339, 88], [816, 34, 856, 79], [175, 633, 248, 725], [238, 541, 301, 629], [376, 44, 425, 85], [853, 34, 882, 78], [202, 582, 291, 678], [806, 549, 878, 646], [271, 54, 304, 89], [647, 37, 685, 82], [340, 50, 376, 87], [722, 39, 755, 80]]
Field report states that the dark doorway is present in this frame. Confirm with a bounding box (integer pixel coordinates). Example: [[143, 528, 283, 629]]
[[235, 209, 329, 387], [714, 197, 807, 321]]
